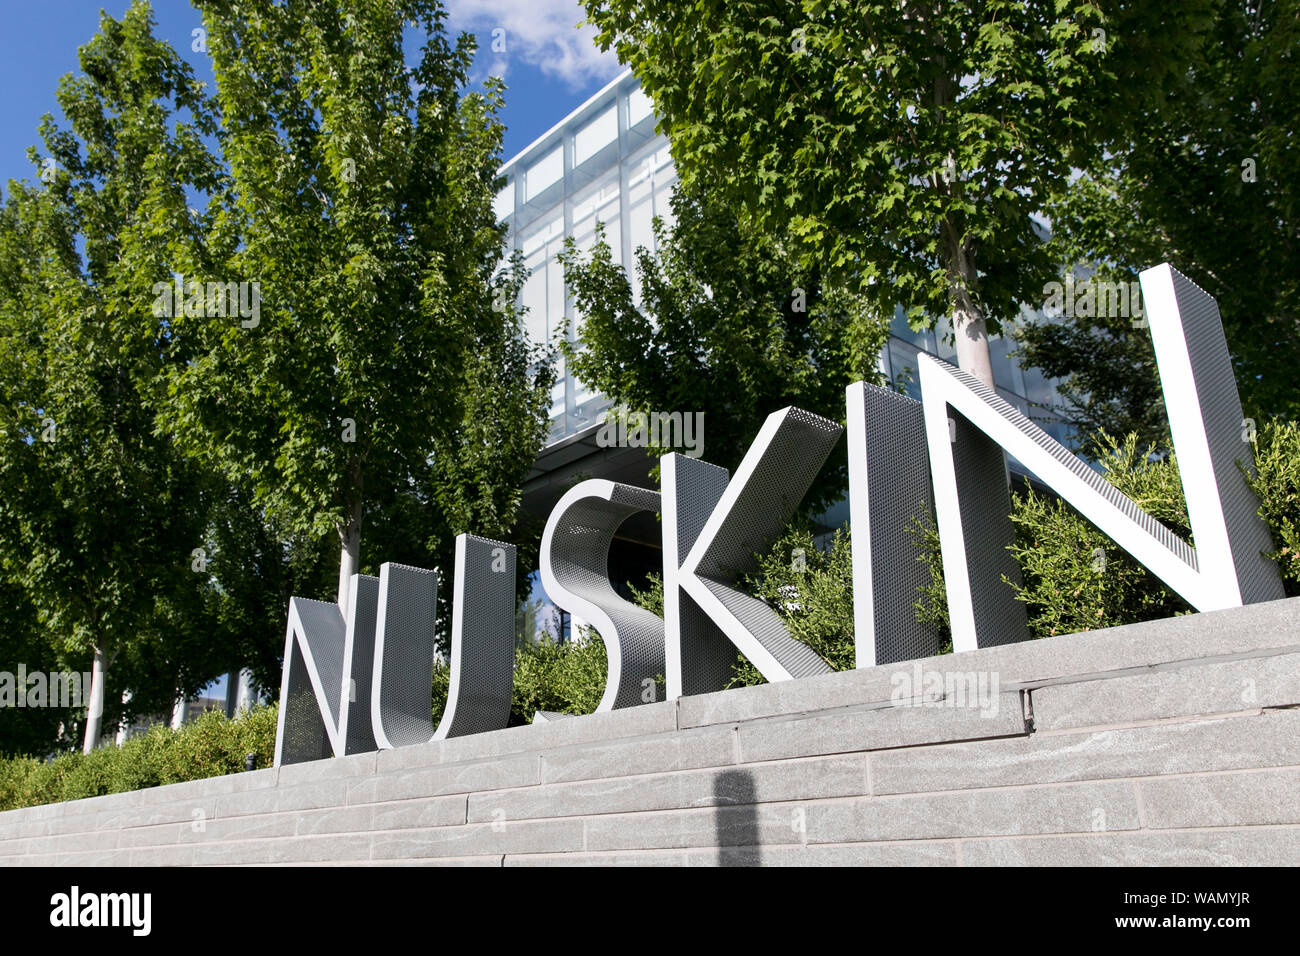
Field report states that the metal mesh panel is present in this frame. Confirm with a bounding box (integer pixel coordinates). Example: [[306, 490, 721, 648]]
[[296, 597, 345, 726], [372, 563, 439, 748], [663, 453, 735, 697], [544, 482, 665, 711], [685, 407, 841, 681], [702, 579, 830, 678], [949, 413, 1031, 647], [693, 408, 843, 581], [850, 384, 942, 665], [435, 535, 516, 739], [341, 575, 379, 755], [1160, 268, 1284, 604], [276, 597, 346, 766], [278, 638, 333, 765]]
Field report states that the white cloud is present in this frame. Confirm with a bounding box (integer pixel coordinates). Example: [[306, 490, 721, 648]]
[[444, 0, 622, 90]]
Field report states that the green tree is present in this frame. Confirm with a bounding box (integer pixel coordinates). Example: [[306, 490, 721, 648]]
[[198, 489, 337, 696], [166, 0, 553, 621], [0, 575, 77, 757], [1012, 304, 1169, 459], [559, 187, 886, 511], [0, 3, 226, 750], [583, 0, 1215, 387], [1020, 0, 1299, 444]]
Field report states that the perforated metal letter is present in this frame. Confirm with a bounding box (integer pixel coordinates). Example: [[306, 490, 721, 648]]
[[540, 480, 665, 711], [846, 383, 943, 667], [662, 453, 734, 699], [369, 536, 517, 747], [274, 573, 379, 766], [671, 407, 843, 689], [921, 263, 1284, 652]]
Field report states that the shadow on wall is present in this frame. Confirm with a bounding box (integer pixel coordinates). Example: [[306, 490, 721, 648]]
[[713, 768, 760, 866]]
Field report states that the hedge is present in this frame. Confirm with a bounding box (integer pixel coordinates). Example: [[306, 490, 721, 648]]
[[0, 705, 278, 812]]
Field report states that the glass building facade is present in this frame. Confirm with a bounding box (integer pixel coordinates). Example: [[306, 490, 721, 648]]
[[498, 69, 1074, 452], [497, 71, 676, 444]]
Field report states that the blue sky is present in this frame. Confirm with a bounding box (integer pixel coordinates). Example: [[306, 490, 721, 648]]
[[0, 0, 623, 192]]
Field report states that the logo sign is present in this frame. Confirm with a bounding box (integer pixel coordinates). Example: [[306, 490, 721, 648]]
[[275, 264, 1283, 765], [49, 886, 151, 937]]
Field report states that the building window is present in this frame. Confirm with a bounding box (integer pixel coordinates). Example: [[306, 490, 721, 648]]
[[524, 144, 563, 202], [628, 87, 654, 127], [575, 106, 617, 167], [493, 181, 514, 222]]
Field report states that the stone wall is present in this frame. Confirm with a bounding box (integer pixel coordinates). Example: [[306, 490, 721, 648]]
[[2, 597, 1298, 866]]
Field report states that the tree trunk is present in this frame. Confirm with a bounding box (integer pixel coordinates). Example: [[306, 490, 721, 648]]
[[946, 226, 996, 389], [235, 668, 255, 714], [952, 295, 996, 389], [114, 689, 132, 746], [226, 668, 255, 717], [81, 646, 107, 754], [336, 494, 362, 618], [224, 670, 239, 718], [931, 57, 997, 391]]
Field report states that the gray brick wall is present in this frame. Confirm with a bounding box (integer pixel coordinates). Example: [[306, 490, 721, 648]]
[[2, 596, 1298, 866]]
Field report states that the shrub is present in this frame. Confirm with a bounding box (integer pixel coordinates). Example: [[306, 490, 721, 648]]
[[0, 704, 278, 812], [1006, 423, 1300, 634], [1008, 434, 1192, 636], [510, 634, 610, 719], [729, 524, 856, 686], [1247, 419, 1300, 594], [908, 514, 953, 652], [627, 575, 663, 617], [431, 632, 611, 728]]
